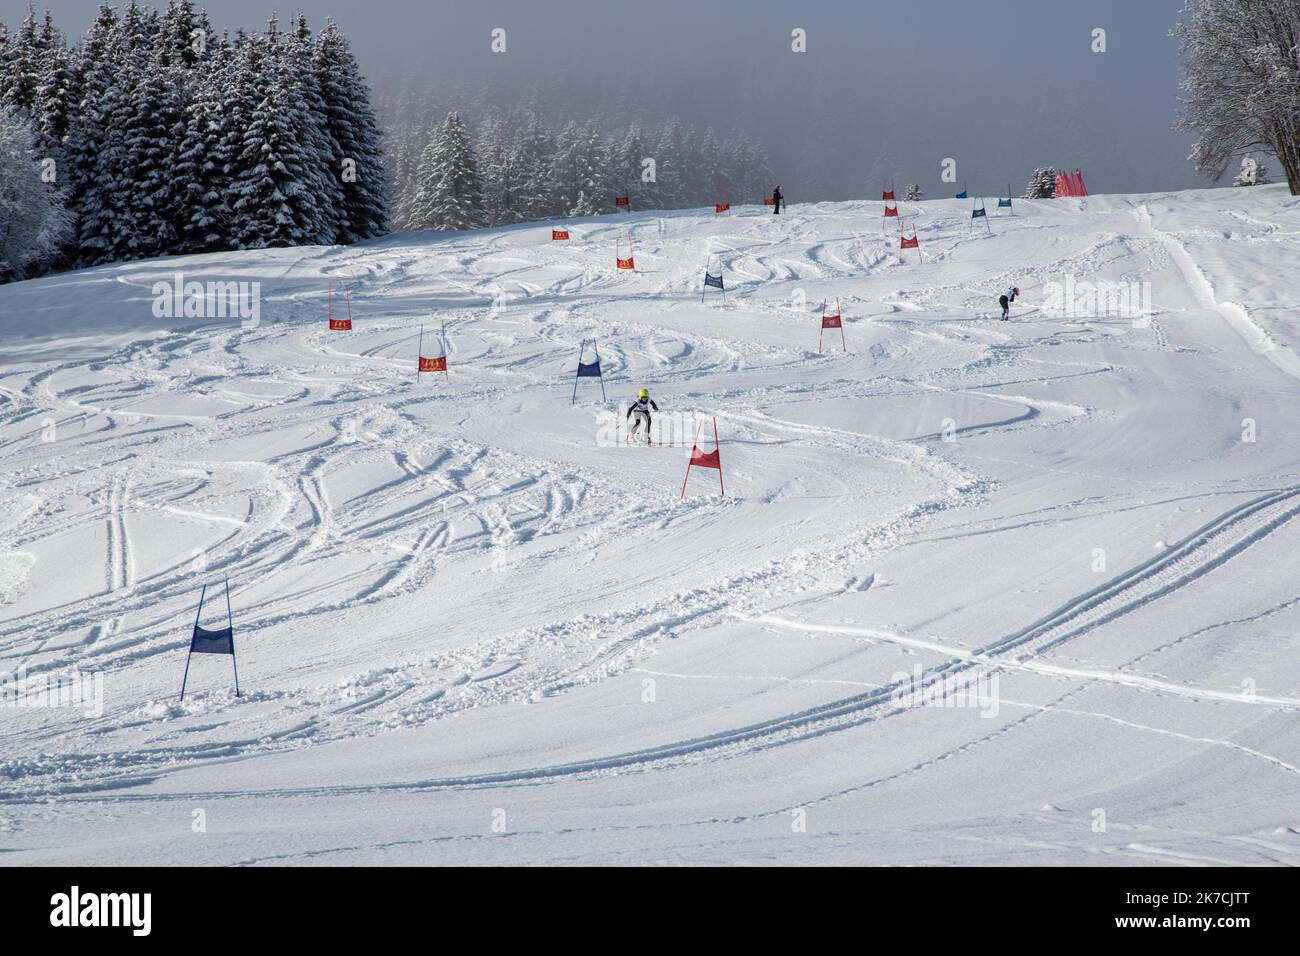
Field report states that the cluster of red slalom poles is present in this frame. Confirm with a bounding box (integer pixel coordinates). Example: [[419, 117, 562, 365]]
[[881, 189, 921, 260]]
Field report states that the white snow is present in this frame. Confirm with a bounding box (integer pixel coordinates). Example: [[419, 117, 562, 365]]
[[3, 186, 1300, 865]]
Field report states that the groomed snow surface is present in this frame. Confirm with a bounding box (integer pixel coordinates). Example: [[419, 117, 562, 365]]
[[2, 186, 1299, 865]]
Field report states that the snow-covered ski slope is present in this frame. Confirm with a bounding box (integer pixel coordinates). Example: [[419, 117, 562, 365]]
[[3, 186, 1300, 865]]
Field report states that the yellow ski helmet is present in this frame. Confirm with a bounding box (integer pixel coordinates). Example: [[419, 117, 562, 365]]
[[637, 388, 649, 399]]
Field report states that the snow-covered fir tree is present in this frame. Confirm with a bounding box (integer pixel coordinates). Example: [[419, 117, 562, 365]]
[[313, 18, 387, 243], [63, 4, 122, 265], [77, 39, 140, 265], [157, 0, 212, 69], [173, 34, 235, 252], [230, 25, 336, 249], [116, 42, 188, 260], [381, 102, 775, 227], [652, 117, 687, 208], [32, 12, 75, 155], [0, 4, 387, 279], [549, 122, 607, 217], [476, 112, 521, 226], [0, 7, 42, 114], [3, 3, 782, 278], [406, 112, 484, 231], [614, 125, 648, 209], [1025, 167, 1057, 198], [0, 106, 73, 280], [511, 117, 555, 222]]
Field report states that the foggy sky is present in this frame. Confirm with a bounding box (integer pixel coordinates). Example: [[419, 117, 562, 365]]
[[5, 1, 1207, 198]]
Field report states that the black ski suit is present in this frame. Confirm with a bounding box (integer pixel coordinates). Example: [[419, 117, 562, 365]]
[[772, 187, 783, 214], [999, 287, 1018, 320], [627, 397, 659, 442]]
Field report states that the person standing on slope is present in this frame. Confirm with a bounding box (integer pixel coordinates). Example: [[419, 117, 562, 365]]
[[627, 389, 659, 444], [772, 185, 783, 215], [999, 285, 1020, 321]]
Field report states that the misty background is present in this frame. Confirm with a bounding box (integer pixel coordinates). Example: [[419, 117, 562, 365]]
[[5, 0, 1204, 199]]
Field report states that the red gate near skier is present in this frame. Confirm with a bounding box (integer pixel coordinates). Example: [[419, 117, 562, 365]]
[[552, 226, 570, 241], [820, 299, 845, 353], [616, 235, 636, 271], [680, 417, 724, 499], [327, 281, 352, 331], [416, 322, 448, 380]]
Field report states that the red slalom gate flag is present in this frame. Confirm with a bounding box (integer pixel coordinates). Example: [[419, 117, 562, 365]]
[[552, 227, 569, 241], [327, 282, 352, 331], [883, 202, 899, 218], [900, 231, 919, 249], [714, 202, 730, 214], [882, 189, 895, 201], [680, 417, 724, 499], [820, 299, 846, 352], [615, 236, 635, 270], [614, 196, 630, 208], [762, 198, 776, 206], [416, 323, 449, 379]]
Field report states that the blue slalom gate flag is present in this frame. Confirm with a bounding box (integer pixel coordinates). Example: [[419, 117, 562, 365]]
[[191, 624, 233, 654], [998, 196, 1012, 208], [702, 259, 726, 304], [955, 190, 968, 199], [971, 206, 987, 218], [572, 339, 607, 403], [180, 579, 240, 701]]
